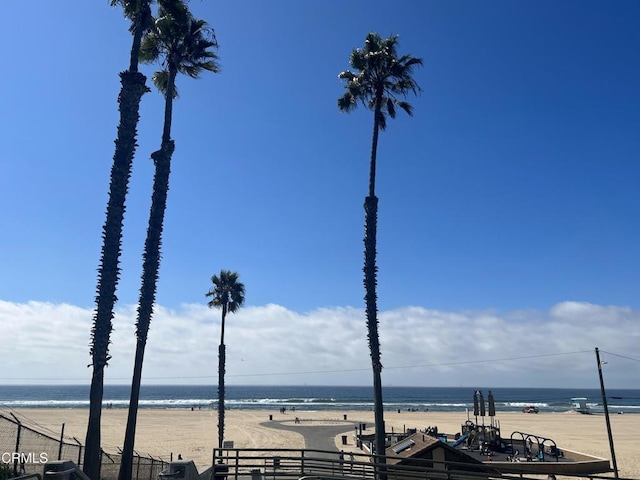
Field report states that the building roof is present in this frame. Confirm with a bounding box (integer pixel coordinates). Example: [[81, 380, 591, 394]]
[[384, 432, 482, 466]]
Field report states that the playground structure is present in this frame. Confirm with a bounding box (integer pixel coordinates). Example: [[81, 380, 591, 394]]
[[454, 390, 509, 454], [458, 420, 509, 454], [440, 391, 611, 475], [509, 431, 564, 462], [455, 391, 564, 459]]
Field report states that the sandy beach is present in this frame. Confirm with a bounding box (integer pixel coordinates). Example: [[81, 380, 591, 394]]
[[7, 408, 637, 479]]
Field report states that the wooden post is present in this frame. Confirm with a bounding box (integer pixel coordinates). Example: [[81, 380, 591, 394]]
[[58, 423, 65, 460], [74, 437, 82, 466], [596, 347, 619, 479]]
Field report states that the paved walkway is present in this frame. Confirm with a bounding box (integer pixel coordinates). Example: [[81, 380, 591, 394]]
[[261, 420, 356, 457]]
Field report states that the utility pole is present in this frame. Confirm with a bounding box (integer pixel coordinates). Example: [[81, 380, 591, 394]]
[[595, 347, 618, 479]]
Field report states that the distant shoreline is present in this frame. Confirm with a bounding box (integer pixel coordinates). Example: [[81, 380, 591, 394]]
[[2, 384, 639, 414]]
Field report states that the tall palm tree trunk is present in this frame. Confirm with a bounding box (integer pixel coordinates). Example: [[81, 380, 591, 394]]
[[118, 142, 172, 480], [128, 8, 150, 74], [85, 369, 105, 480], [367, 98, 381, 198], [119, 340, 146, 480], [218, 304, 228, 450], [364, 98, 386, 476], [118, 69, 176, 480], [85, 69, 147, 480], [364, 196, 385, 451]]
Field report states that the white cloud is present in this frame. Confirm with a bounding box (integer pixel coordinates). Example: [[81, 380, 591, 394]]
[[0, 300, 638, 388]]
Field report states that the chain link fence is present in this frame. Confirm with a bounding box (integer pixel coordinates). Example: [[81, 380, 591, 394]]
[[0, 412, 168, 480]]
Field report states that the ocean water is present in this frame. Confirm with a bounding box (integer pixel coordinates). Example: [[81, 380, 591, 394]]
[[1, 385, 639, 414]]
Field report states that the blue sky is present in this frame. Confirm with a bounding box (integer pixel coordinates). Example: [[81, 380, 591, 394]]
[[0, 1, 639, 388]]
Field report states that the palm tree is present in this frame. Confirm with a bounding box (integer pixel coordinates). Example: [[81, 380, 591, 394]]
[[337, 32, 422, 470], [118, 4, 220, 480], [85, 2, 153, 479], [205, 270, 246, 451]]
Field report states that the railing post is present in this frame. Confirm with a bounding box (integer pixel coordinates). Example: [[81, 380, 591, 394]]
[[234, 449, 239, 480], [12, 415, 22, 477], [74, 437, 82, 466], [149, 456, 155, 480], [58, 423, 65, 460]]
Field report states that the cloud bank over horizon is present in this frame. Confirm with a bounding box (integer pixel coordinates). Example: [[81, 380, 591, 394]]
[[1, 300, 637, 389]]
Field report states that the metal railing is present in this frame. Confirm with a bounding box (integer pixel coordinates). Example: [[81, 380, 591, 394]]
[[209, 447, 631, 480], [10, 474, 42, 480], [211, 447, 503, 480]]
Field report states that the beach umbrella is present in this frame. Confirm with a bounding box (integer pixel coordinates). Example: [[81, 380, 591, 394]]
[[488, 390, 496, 417], [473, 391, 479, 417], [479, 391, 486, 416]]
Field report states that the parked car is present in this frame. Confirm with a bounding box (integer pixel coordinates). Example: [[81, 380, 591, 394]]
[[522, 405, 539, 413]]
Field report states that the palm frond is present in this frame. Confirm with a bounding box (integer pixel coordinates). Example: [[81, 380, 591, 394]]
[[350, 49, 367, 71], [386, 97, 396, 119], [399, 55, 423, 69], [152, 70, 179, 98], [198, 60, 220, 74], [396, 100, 414, 116], [337, 92, 356, 112], [139, 33, 161, 63], [377, 110, 387, 131], [338, 70, 357, 81]]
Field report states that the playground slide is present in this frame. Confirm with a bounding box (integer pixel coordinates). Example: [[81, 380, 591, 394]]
[[451, 433, 469, 447]]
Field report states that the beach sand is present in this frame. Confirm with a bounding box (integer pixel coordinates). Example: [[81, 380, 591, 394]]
[[7, 408, 638, 479]]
